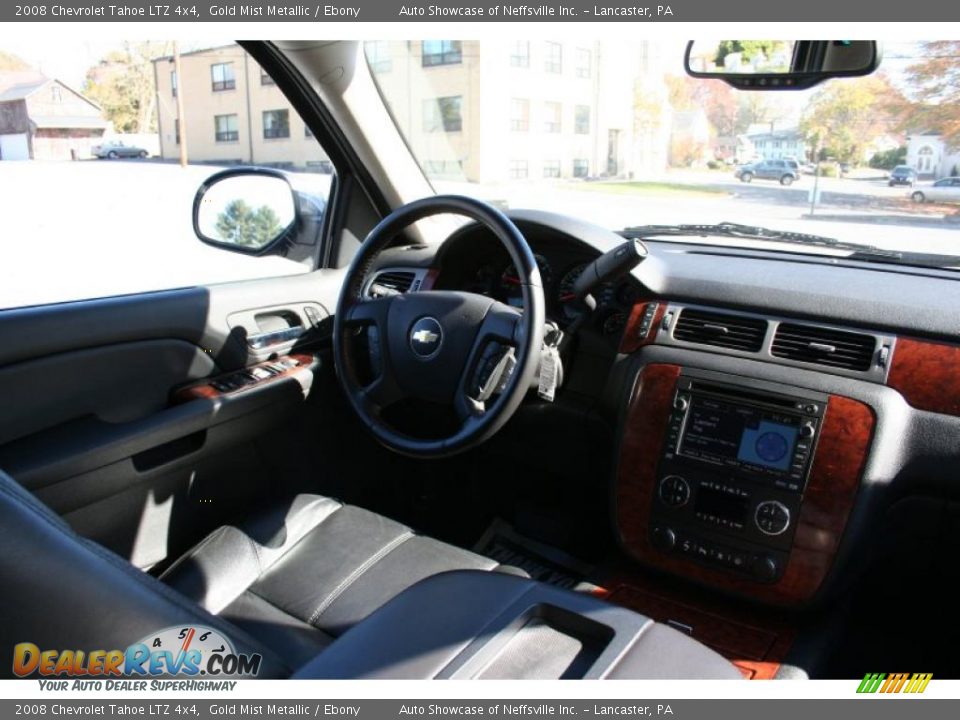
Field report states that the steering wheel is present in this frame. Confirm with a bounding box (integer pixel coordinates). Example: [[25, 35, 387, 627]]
[[333, 195, 545, 458]]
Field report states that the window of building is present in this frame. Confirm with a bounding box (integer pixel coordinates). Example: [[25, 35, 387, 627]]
[[211, 63, 235, 92], [260, 69, 275, 86], [545, 42, 562, 73], [366, 41, 392, 73], [543, 160, 561, 178], [510, 99, 530, 132], [576, 48, 592, 79], [422, 40, 462, 67], [263, 109, 290, 139], [50, 85, 62, 103], [170, 70, 177, 98], [573, 158, 589, 178], [544, 102, 562, 133], [509, 160, 529, 180], [214, 114, 239, 143], [423, 96, 463, 132], [510, 41, 530, 68], [174, 118, 180, 145], [575, 105, 590, 134]]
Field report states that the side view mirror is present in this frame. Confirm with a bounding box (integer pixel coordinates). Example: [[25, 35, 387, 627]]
[[684, 40, 881, 90], [193, 167, 299, 255]]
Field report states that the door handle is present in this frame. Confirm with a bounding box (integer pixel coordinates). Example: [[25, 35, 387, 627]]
[[247, 326, 305, 350]]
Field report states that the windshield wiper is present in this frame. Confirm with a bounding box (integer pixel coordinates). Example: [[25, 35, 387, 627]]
[[621, 222, 872, 251], [620, 222, 960, 270]]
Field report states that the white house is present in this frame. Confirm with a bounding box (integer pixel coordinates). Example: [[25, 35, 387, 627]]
[[906, 132, 960, 179], [745, 124, 807, 162]]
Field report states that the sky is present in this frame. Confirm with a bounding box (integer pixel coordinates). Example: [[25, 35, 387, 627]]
[[0, 39, 225, 88]]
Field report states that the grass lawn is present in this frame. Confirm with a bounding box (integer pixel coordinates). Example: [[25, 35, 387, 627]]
[[565, 180, 727, 198]]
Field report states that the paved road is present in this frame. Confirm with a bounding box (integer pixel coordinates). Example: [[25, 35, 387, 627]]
[[2, 160, 958, 310]]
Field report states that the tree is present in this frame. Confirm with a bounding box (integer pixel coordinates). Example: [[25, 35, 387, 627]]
[[215, 201, 283, 249], [715, 41, 787, 68], [869, 145, 907, 170], [664, 76, 738, 138], [83, 42, 166, 133], [800, 74, 902, 165], [0, 50, 32, 71], [902, 41, 960, 146]]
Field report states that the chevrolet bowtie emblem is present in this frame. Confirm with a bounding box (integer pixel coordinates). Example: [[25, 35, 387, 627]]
[[412, 329, 439, 344]]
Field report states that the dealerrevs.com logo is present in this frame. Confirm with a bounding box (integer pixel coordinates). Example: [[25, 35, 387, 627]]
[[856, 673, 933, 694], [12, 626, 262, 679]]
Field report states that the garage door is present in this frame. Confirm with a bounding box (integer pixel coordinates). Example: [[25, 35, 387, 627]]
[[0, 134, 30, 161]]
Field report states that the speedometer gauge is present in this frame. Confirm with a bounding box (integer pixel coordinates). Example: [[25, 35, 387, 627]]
[[557, 263, 587, 304], [500, 254, 552, 307]]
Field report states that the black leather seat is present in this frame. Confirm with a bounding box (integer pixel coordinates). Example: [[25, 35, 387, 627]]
[[160, 495, 516, 668], [0, 468, 515, 677]]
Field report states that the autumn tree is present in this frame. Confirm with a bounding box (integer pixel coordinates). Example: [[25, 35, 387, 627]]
[[83, 42, 167, 133], [0, 50, 32, 72], [902, 41, 960, 146], [800, 74, 903, 164]]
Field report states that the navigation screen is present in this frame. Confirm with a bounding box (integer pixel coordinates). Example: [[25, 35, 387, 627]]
[[679, 396, 800, 472]]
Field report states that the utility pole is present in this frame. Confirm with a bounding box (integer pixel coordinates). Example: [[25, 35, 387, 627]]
[[173, 41, 188, 168]]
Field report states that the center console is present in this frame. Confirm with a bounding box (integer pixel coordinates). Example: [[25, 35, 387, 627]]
[[615, 363, 874, 607], [651, 374, 827, 583]]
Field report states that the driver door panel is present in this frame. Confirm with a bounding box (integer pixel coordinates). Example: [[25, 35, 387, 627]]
[[0, 270, 344, 569]]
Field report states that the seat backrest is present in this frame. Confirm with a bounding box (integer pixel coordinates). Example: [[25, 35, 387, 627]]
[[0, 469, 288, 679]]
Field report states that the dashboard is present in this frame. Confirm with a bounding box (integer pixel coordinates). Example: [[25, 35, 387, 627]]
[[367, 208, 960, 610], [428, 222, 643, 340]]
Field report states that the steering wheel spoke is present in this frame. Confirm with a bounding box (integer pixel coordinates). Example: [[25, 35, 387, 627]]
[[345, 296, 393, 327], [359, 370, 407, 415]]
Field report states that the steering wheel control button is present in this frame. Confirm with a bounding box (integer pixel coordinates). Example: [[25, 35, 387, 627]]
[[409, 316, 443, 359], [754, 500, 791, 536], [658, 475, 691, 507]]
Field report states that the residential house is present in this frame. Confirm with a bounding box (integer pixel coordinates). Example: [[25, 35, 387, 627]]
[[0, 72, 108, 160], [745, 124, 807, 162], [906, 132, 960, 179]]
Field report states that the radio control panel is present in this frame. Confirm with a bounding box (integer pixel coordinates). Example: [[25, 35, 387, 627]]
[[649, 373, 829, 583]]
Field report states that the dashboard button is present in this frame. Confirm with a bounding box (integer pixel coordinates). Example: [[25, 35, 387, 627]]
[[658, 475, 691, 507], [754, 500, 791, 536]]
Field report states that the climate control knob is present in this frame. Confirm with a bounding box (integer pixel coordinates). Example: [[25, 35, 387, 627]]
[[658, 475, 691, 507], [673, 395, 690, 411], [753, 555, 780, 581], [651, 526, 677, 552], [754, 500, 791, 536]]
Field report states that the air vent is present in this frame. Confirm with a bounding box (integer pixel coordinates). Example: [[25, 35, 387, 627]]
[[368, 270, 416, 297], [771, 323, 875, 371], [673, 308, 766, 352]]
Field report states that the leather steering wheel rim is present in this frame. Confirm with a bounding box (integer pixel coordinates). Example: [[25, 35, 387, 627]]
[[333, 195, 546, 458]]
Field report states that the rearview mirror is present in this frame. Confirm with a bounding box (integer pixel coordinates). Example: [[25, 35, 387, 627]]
[[684, 40, 881, 90], [193, 168, 298, 255]]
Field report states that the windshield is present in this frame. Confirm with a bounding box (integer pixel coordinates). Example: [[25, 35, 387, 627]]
[[365, 40, 960, 265]]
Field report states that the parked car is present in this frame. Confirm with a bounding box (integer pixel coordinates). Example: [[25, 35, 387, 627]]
[[910, 177, 960, 204], [92, 141, 149, 159], [888, 165, 918, 187], [734, 158, 800, 185]]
